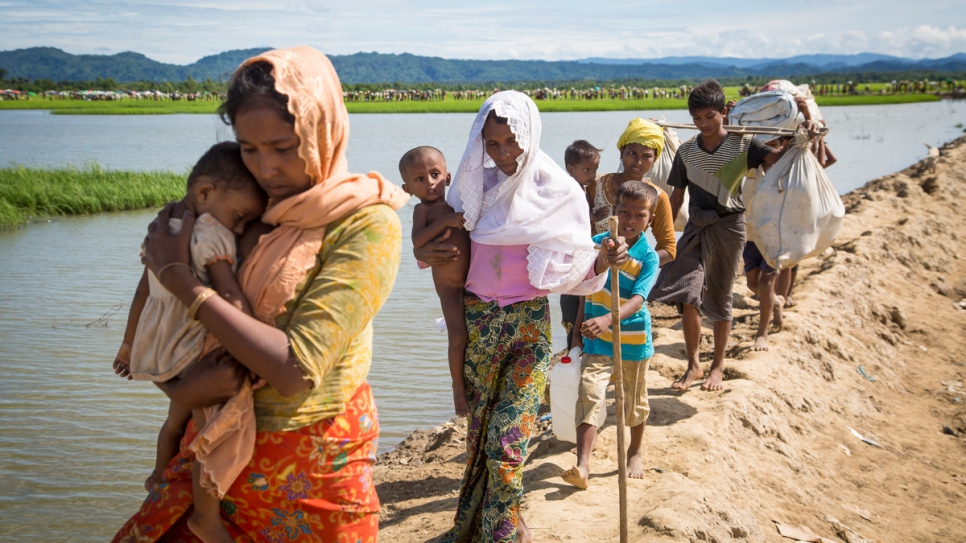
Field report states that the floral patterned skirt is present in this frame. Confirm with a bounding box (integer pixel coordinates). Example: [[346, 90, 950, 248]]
[[439, 294, 551, 543], [112, 382, 380, 543]]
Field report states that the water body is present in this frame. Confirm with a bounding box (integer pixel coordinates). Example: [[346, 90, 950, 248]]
[[1, 102, 964, 540]]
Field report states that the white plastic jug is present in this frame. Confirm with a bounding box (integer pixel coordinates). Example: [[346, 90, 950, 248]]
[[549, 347, 605, 443]]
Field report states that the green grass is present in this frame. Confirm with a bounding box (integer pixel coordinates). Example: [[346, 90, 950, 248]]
[[814, 93, 941, 106], [0, 99, 220, 115], [0, 87, 943, 115], [0, 165, 184, 229]]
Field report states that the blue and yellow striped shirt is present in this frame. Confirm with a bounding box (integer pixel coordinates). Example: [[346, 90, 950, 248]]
[[582, 232, 659, 361]]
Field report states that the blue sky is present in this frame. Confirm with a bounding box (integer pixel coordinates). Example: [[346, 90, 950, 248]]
[[1, 0, 964, 64]]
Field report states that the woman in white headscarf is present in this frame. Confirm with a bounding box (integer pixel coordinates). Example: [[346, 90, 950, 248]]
[[418, 91, 627, 543]]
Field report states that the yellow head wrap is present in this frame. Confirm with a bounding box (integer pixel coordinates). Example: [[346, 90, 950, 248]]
[[616, 118, 664, 161]]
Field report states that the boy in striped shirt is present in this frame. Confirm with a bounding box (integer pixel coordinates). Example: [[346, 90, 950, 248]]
[[648, 80, 801, 392], [561, 181, 660, 489]]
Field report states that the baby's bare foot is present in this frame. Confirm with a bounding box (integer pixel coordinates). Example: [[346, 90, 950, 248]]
[[187, 510, 233, 543], [144, 470, 161, 492]]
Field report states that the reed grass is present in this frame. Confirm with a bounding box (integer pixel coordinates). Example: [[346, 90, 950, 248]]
[[0, 165, 184, 229], [0, 99, 219, 115]]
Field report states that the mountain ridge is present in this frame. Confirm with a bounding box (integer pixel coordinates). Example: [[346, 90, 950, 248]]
[[1, 47, 964, 85]]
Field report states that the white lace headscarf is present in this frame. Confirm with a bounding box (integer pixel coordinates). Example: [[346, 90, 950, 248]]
[[446, 91, 602, 294]]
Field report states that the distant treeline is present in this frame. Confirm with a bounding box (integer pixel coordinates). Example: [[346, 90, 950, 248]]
[[2, 66, 963, 96]]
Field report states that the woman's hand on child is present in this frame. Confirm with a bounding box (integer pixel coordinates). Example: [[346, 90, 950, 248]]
[[581, 316, 611, 339], [142, 202, 195, 289], [414, 229, 460, 266], [113, 341, 133, 380]]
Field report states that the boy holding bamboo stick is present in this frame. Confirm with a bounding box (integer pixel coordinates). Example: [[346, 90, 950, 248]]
[[562, 181, 660, 489]]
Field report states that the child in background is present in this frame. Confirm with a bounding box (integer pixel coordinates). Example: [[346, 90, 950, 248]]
[[399, 146, 471, 417], [562, 140, 602, 350], [113, 141, 267, 543], [562, 181, 660, 489], [648, 80, 799, 392], [565, 139, 603, 219]]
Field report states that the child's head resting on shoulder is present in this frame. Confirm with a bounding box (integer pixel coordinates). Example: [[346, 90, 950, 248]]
[[398, 146, 451, 204], [564, 140, 601, 187], [614, 180, 658, 243], [688, 80, 725, 114], [185, 141, 268, 234]]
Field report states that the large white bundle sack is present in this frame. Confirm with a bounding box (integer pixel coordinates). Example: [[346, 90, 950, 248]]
[[745, 132, 845, 271], [645, 124, 689, 231], [729, 91, 804, 143], [761, 79, 824, 124]]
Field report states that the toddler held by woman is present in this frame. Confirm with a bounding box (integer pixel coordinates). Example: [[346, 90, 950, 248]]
[[113, 141, 267, 543]]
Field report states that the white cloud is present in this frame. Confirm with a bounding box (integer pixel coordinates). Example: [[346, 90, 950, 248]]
[[0, 1, 964, 63]]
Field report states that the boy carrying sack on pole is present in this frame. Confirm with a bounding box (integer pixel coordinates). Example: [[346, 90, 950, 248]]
[[648, 80, 801, 391], [562, 181, 660, 489]]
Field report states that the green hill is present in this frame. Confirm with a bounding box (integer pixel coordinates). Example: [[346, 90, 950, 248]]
[[1, 47, 964, 86]]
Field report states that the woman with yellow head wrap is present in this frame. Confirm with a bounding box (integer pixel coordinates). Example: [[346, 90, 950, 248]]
[[587, 118, 677, 264]]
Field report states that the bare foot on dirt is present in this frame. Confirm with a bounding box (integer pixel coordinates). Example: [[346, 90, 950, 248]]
[[453, 389, 469, 418], [700, 366, 725, 391], [785, 294, 796, 307], [187, 511, 233, 543], [672, 365, 704, 390], [515, 514, 533, 543], [752, 335, 769, 351], [772, 295, 785, 331], [561, 465, 589, 489], [627, 451, 645, 479]]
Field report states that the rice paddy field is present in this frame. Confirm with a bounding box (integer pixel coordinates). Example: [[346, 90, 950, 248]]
[[0, 166, 184, 229], [0, 86, 941, 115]]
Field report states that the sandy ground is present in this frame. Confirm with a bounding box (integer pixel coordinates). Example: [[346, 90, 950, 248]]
[[374, 136, 966, 543]]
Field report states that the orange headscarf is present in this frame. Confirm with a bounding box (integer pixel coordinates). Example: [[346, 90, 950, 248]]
[[236, 46, 410, 323]]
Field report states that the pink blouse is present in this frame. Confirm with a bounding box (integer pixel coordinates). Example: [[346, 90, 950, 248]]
[[465, 242, 545, 307]]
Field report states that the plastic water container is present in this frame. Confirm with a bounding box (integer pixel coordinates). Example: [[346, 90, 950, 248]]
[[549, 347, 605, 443]]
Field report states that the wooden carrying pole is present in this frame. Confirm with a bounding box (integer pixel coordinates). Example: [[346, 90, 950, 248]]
[[655, 120, 828, 138], [607, 215, 629, 543]]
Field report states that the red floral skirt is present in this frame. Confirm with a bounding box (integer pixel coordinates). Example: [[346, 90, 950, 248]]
[[113, 382, 380, 543]]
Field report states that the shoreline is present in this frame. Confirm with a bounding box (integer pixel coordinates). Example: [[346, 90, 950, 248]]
[[373, 133, 966, 541], [0, 93, 942, 115]]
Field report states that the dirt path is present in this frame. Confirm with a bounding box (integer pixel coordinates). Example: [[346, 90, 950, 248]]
[[374, 136, 966, 543]]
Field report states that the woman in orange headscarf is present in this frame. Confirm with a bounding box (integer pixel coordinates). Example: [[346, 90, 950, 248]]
[[113, 46, 409, 543]]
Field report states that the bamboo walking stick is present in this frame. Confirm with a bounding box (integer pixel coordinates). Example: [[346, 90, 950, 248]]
[[655, 120, 828, 138], [607, 215, 629, 543]]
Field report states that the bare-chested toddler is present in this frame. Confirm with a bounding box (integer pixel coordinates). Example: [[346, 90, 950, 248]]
[[399, 146, 471, 417]]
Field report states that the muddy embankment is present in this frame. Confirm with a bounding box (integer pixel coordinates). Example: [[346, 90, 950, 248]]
[[375, 135, 966, 543]]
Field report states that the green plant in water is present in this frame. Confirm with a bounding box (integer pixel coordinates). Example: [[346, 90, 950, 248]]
[[0, 165, 185, 229]]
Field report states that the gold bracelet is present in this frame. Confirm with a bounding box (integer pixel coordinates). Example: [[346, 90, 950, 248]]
[[187, 288, 218, 320], [156, 262, 192, 282]]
